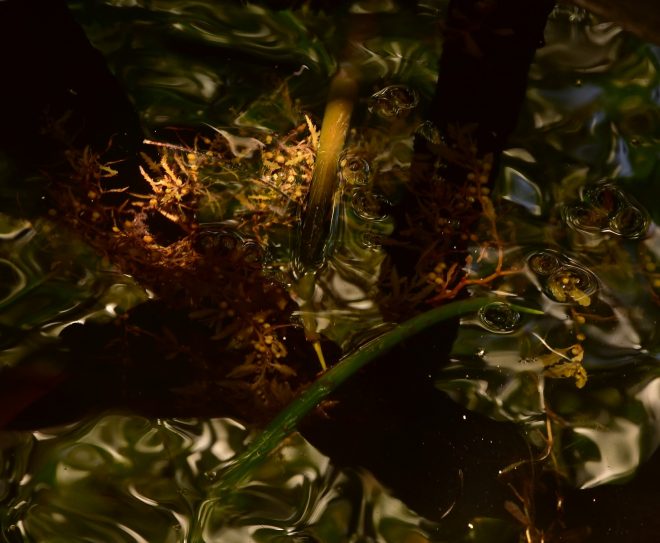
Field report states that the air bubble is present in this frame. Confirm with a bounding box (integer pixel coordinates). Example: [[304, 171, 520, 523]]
[[584, 185, 625, 215], [359, 231, 383, 249], [195, 227, 265, 266], [195, 228, 242, 256], [563, 203, 607, 233], [545, 265, 597, 306], [350, 188, 390, 221], [608, 206, 649, 239], [415, 120, 443, 145], [564, 182, 650, 239], [338, 152, 370, 185], [242, 241, 265, 269], [478, 302, 521, 334], [368, 85, 419, 119], [203, 470, 217, 482], [528, 251, 561, 276]]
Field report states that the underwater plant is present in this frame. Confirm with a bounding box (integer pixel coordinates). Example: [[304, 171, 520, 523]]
[[2, 1, 660, 542]]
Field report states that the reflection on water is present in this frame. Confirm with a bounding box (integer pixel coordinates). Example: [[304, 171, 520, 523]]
[[1, 415, 430, 542], [0, 213, 147, 367], [1, 1, 660, 541], [69, 0, 338, 128], [437, 5, 660, 489]]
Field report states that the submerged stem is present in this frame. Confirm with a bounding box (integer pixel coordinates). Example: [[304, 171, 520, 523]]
[[209, 297, 543, 497], [297, 66, 358, 272], [293, 66, 358, 368]]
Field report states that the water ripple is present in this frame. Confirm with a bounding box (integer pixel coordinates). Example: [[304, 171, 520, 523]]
[[2, 414, 432, 542]]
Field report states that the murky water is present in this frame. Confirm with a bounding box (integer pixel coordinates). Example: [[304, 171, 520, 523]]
[[1, 1, 660, 542]]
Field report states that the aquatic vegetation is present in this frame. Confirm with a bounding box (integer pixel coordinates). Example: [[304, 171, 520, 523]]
[[206, 298, 543, 496], [48, 122, 324, 416], [43, 99, 614, 543], [2, 1, 660, 542], [296, 67, 358, 273], [529, 333, 587, 389]]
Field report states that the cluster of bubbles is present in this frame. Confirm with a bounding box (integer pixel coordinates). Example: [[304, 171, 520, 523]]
[[563, 182, 651, 240], [338, 151, 393, 251], [340, 83, 421, 249], [527, 249, 598, 306], [194, 226, 264, 269]]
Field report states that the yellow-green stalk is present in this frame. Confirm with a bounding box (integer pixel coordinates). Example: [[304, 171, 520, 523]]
[[293, 66, 358, 368], [297, 66, 358, 272]]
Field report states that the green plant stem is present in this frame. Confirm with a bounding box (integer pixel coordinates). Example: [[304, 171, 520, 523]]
[[209, 297, 543, 497]]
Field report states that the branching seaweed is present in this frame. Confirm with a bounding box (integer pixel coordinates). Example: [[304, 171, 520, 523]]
[[49, 123, 321, 417]]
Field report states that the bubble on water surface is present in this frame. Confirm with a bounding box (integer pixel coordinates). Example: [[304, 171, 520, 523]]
[[544, 265, 598, 306], [241, 240, 266, 269], [478, 302, 522, 334], [564, 183, 651, 239], [368, 85, 419, 119], [563, 202, 608, 233], [195, 227, 242, 255], [527, 250, 599, 306], [359, 231, 384, 250], [583, 184, 626, 215], [203, 470, 217, 482], [608, 205, 650, 239], [350, 188, 390, 221], [195, 227, 265, 267], [338, 152, 370, 185], [415, 120, 443, 145], [527, 251, 561, 276]]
